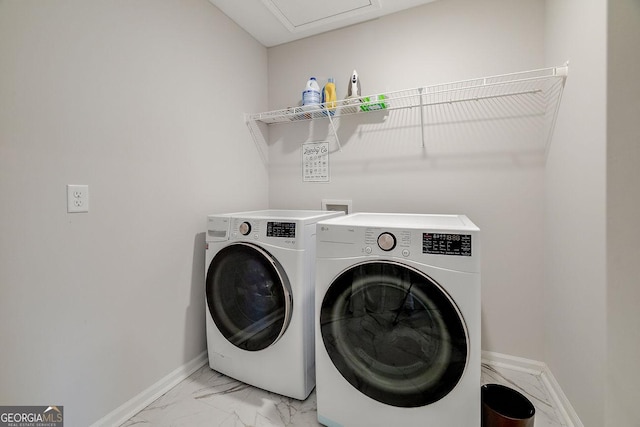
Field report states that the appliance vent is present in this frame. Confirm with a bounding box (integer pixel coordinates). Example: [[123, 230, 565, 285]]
[[261, 0, 381, 33]]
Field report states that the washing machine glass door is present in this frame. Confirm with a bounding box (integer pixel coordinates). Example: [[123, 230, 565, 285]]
[[206, 242, 292, 351], [320, 260, 468, 408]]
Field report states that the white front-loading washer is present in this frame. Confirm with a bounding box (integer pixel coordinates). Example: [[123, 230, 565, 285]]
[[205, 209, 344, 400], [315, 213, 481, 426]]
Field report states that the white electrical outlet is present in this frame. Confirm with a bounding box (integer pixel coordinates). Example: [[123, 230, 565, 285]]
[[67, 184, 89, 213]]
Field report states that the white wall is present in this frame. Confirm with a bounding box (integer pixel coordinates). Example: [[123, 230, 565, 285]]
[[267, 0, 548, 359], [0, 1, 268, 425], [544, 0, 607, 425], [606, 1, 640, 425], [2, 2, 633, 426]]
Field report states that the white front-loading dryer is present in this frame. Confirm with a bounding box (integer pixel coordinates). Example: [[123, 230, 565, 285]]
[[205, 209, 343, 400], [315, 213, 481, 426]]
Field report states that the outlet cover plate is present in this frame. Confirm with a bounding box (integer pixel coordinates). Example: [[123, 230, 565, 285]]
[[67, 184, 89, 213]]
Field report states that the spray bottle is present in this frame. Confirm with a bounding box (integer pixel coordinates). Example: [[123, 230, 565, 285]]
[[346, 70, 361, 98]]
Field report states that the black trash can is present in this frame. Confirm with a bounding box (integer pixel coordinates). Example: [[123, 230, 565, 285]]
[[481, 383, 535, 427]]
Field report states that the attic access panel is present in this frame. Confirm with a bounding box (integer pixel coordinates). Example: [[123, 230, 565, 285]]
[[262, 0, 381, 32]]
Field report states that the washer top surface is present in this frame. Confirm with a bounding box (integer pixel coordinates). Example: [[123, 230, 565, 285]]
[[215, 209, 342, 221], [319, 212, 479, 231]]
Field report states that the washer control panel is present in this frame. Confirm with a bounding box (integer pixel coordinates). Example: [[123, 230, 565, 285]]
[[316, 213, 479, 271], [226, 218, 300, 248], [362, 228, 413, 257], [360, 228, 471, 257], [423, 233, 472, 256], [266, 221, 296, 238]]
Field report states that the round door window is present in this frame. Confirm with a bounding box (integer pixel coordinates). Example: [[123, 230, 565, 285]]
[[206, 243, 292, 351], [320, 261, 468, 407]]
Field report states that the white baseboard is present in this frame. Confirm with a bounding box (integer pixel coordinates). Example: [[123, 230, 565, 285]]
[[90, 351, 208, 427], [482, 351, 584, 427], [94, 350, 583, 427], [539, 365, 585, 427], [481, 350, 546, 375]]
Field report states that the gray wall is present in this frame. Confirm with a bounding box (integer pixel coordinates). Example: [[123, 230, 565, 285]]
[[267, 0, 548, 359], [544, 1, 607, 425], [606, 0, 640, 426], [0, 1, 268, 425]]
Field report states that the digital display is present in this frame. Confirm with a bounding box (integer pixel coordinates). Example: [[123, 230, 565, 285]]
[[267, 222, 296, 238], [423, 233, 472, 256]]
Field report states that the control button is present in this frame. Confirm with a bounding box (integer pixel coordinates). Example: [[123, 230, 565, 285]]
[[239, 222, 251, 236], [402, 249, 410, 257], [365, 246, 372, 254], [377, 232, 396, 251]]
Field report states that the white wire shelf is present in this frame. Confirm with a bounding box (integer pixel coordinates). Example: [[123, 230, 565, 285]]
[[246, 65, 568, 163]]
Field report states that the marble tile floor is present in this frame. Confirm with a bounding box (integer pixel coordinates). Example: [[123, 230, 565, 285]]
[[121, 363, 567, 427]]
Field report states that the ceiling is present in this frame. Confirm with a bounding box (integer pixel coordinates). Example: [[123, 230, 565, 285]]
[[208, 0, 439, 47]]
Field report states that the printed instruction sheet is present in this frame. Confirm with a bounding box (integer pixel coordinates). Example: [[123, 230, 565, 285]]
[[302, 141, 329, 182]]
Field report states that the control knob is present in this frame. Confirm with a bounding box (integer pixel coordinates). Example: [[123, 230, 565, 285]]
[[377, 232, 396, 251], [239, 222, 252, 236]]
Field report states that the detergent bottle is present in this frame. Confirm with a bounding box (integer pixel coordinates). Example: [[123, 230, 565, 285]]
[[322, 78, 337, 116], [302, 77, 321, 106]]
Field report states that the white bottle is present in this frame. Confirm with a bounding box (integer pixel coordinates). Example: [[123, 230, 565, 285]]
[[302, 77, 321, 106], [346, 69, 361, 98]]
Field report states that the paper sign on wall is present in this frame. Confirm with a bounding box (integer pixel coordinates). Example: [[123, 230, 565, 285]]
[[302, 141, 329, 182]]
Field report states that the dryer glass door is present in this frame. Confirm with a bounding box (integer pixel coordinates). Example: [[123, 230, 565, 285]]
[[320, 260, 468, 407], [206, 243, 292, 351]]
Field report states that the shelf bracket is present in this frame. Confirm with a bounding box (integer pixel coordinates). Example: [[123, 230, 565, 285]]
[[245, 113, 269, 165], [327, 111, 341, 151]]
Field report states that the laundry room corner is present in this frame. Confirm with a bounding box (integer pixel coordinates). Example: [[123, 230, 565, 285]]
[[266, 0, 548, 362]]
